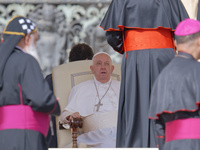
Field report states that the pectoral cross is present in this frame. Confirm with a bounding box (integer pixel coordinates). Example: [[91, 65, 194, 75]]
[[93, 79, 112, 112], [95, 101, 103, 112]]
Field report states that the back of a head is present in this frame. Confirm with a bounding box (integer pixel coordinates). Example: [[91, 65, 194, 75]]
[[69, 43, 94, 62], [175, 18, 200, 45]]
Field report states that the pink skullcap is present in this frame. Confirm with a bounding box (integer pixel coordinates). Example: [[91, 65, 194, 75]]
[[175, 18, 200, 36]]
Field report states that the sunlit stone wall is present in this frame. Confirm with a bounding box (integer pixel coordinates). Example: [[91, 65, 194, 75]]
[[0, 0, 122, 76]]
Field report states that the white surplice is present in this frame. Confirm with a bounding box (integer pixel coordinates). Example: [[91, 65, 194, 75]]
[[62, 77, 120, 148]]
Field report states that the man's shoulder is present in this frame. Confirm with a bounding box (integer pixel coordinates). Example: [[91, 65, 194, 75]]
[[12, 49, 37, 63], [112, 79, 120, 86], [73, 79, 94, 89], [7, 49, 37, 68], [112, 79, 120, 83]]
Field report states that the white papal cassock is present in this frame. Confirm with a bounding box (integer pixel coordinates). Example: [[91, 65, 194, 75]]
[[60, 77, 120, 148]]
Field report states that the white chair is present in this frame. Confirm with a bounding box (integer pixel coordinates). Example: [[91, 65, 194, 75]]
[[181, 0, 198, 20], [52, 60, 121, 148]]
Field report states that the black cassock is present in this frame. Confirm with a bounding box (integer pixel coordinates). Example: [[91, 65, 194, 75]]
[[149, 52, 200, 150], [45, 73, 58, 148], [100, 0, 189, 147], [0, 48, 60, 150]]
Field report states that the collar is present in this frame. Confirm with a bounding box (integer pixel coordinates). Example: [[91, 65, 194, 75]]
[[15, 46, 25, 53], [94, 77, 111, 86], [177, 51, 196, 61]]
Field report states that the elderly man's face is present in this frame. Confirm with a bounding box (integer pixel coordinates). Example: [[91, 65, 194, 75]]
[[90, 53, 114, 83]]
